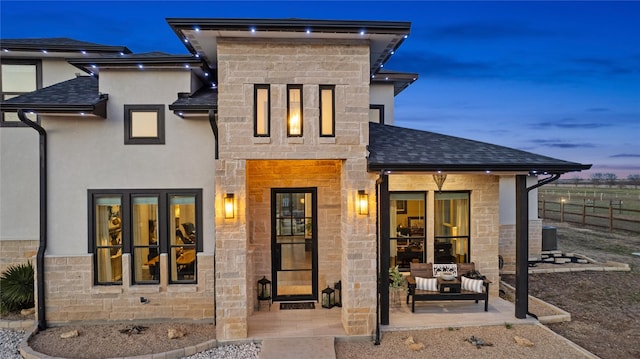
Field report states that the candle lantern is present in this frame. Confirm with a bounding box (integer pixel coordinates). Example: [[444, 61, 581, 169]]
[[334, 280, 342, 307], [322, 286, 335, 309], [257, 276, 271, 311]]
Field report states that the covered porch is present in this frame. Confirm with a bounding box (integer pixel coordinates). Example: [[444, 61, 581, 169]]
[[244, 296, 534, 340]]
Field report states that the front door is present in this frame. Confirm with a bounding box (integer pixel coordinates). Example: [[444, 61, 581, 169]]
[[271, 188, 317, 301]]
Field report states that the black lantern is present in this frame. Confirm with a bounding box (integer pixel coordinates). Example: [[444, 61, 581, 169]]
[[322, 286, 335, 308], [257, 276, 271, 311], [334, 280, 342, 307]]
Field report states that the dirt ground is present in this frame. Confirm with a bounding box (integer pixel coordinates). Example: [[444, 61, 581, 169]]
[[502, 221, 640, 359]]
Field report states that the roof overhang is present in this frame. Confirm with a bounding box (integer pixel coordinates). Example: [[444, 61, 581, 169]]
[[167, 18, 411, 77], [372, 70, 419, 95], [1, 97, 108, 118], [68, 55, 204, 77]]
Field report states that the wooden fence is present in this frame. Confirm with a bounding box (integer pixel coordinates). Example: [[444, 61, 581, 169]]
[[538, 199, 640, 233]]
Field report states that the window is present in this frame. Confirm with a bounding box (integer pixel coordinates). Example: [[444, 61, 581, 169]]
[[287, 84, 303, 137], [369, 104, 385, 124], [389, 192, 426, 271], [1, 60, 41, 126], [434, 192, 470, 264], [254, 85, 270, 136], [124, 105, 165, 144], [89, 189, 202, 285], [319, 85, 335, 137]]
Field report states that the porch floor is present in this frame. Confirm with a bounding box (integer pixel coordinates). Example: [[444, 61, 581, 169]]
[[247, 296, 535, 340]]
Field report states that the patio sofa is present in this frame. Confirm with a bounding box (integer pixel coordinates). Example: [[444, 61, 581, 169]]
[[406, 262, 490, 312]]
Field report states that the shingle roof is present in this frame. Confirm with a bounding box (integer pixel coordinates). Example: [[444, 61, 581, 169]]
[[0, 37, 131, 54], [169, 87, 217, 112], [368, 122, 591, 174], [0, 76, 107, 117]]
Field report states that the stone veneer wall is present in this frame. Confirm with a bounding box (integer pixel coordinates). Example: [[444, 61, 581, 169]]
[[499, 219, 542, 273], [0, 240, 38, 273], [214, 38, 374, 339], [38, 253, 214, 324], [246, 159, 343, 311], [389, 174, 500, 297]]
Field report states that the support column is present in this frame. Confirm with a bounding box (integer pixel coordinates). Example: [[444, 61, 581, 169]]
[[215, 159, 248, 339], [515, 175, 528, 319], [378, 173, 390, 325]]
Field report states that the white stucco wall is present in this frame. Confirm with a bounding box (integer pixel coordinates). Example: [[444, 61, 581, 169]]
[[498, 175, 540, 224], [0, 58, 82, 243], [41, 69, 215, 255], [369, 83, 395, 124]]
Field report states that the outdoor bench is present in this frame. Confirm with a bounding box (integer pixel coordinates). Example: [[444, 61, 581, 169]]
[[406, 262, 490, 312]]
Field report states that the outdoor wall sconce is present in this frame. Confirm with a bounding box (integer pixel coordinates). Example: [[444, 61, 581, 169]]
[[433, 172, 447, 192], [322, 286, 336, 308], [357, 190, 369, 215], [257, 276, 271, 311], [224, 193, 235, 219]]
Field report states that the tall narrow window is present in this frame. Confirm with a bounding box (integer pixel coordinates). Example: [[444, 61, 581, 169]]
[[132, 196, 159, 283], [287, 84, 303, 137], [319, 85, 335, 137], [389, 192, 426, 271], [170, 195, 197, 283], [434, 192, 470, 263], [254, 84, 270, 136], [124, 104, 165, 144], [1, 61, 41, 125], [93, 196, 123, 284]]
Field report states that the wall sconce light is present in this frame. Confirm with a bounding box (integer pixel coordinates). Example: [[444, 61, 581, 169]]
[[357, 190, 368, 215], [224, 193, 235, 219]]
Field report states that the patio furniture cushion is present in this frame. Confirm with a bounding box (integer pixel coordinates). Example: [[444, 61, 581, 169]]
[[415, 277, 437, 291], [461, 276, 484, 293]]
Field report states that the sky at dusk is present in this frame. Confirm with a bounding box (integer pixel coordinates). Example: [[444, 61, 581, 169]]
[[2, 1, 638, 178]]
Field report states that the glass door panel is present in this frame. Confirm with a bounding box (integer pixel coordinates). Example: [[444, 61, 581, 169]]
[[272, 189, 317, 301]]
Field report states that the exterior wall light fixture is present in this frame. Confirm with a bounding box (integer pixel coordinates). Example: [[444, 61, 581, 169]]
[[433, 172, 447, 192], [224, 193, 235, 219], [357, 190, 368, 215]]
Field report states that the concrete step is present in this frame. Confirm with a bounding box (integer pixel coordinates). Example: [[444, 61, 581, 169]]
[[259, 336, 335, 359]]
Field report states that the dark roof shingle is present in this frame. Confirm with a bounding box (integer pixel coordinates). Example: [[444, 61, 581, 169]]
[[368, 122, 591, 174]]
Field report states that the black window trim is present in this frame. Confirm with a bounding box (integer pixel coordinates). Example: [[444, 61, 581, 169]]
[[124, 104, 165, 145], [434, 190, 472, 263], [253, 84, 270, 137], [286, 84, 303, 137], [370, 104, 385, 124], [88, 188, 202, 285], [0, 59, 43, 126], [319, 84, 335, 137]]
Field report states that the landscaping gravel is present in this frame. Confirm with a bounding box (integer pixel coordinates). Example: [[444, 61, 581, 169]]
[[0, 328, 24, 359], [182, 343, 261, 359]]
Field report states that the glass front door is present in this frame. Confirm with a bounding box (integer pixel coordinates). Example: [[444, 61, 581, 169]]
[[271, 188, 317, 301]]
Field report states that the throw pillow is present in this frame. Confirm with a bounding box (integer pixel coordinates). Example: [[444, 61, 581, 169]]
[[415, 277, 438, 291], [461, 276, 484, 293]]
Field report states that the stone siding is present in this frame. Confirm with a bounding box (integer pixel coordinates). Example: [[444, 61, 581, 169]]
[[499, 219, 543, 273], [36, 253, 214, 325], [0, 240, 38, 273]]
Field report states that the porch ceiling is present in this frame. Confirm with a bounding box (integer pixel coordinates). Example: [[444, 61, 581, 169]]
[[367, 122, 592, 175]]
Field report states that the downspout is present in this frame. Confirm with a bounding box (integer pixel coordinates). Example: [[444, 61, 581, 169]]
[[515, 173, 560, 319], [374, 170, 390, 344], [17, 110, 47, 330], [208, 109, 217, 325]]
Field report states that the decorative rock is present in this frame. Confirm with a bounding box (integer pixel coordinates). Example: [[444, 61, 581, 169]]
[[514, 335, 534, 347], [409, 342, 425, 351], [404, 336, 415, 345], [577, 259, 589, 264], [564, 252, 575, 257], [168, 328, 186, 339], [543, 258, 555, 262], [554, 258, 571, 264], [20, 308, 35, 316], [60, 330, 79, 339]]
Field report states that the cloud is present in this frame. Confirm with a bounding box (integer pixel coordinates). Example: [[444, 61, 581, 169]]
[[610, 154, 640, 158], [571, 57, 639, 76], [529, 139, 597, 149], [428, 22, 550, 40], [530, 118, 613, 130], [386, 51, 500, 79]]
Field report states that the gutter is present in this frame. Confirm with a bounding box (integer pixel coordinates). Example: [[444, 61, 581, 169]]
[[17, 110, 47, 330]]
